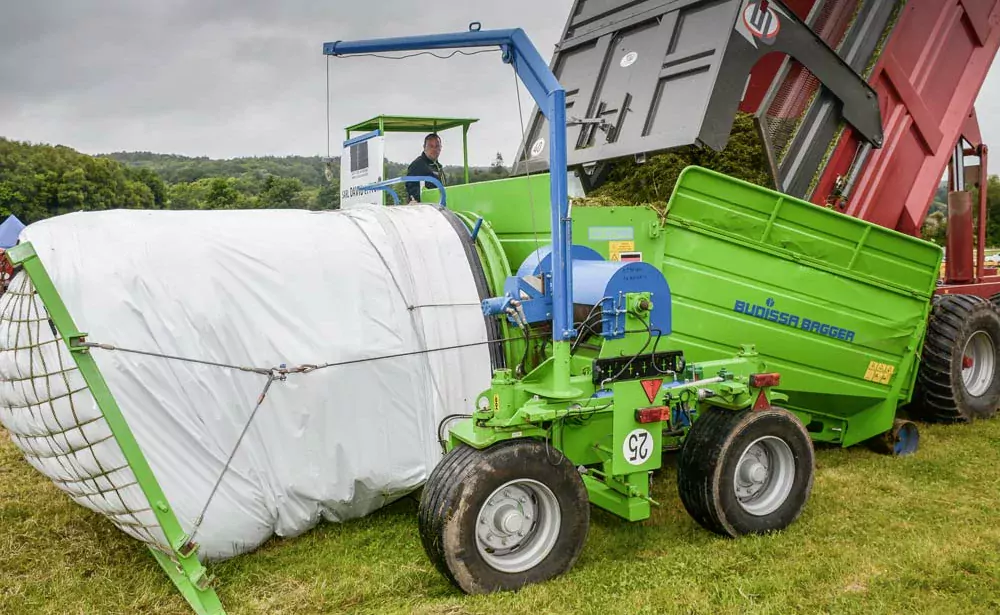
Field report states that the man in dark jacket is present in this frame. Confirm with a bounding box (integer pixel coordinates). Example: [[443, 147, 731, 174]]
[[406, 133, 445, 202]]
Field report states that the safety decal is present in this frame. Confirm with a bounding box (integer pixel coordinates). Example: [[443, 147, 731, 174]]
[[589, 226, 635, 241], [864, 361, 895, 385], [640, 379, 663, 404], [619, 251, 642, 263], [609, 240, 635, 261], [743, 0, 780, 43]]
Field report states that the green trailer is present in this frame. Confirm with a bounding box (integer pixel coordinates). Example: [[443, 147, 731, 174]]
[[432, 166, 944, 450]]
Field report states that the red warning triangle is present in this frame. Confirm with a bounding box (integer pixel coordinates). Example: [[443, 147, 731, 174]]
[[753, 389, 771, 411], [640, 379, 663, 404]]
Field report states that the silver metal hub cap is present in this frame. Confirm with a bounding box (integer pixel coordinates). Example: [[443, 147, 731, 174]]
[[962, 331, 995, 397], [476, 479, 561, 573], [734, 436, 796, 516]]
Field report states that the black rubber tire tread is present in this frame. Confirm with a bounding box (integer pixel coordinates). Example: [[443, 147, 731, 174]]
[[419, 443, 481, 581], [677, 407, 814, 538], [676, 407, 738, 534], [417, 439, 589, 594], [913, 294, 1000, 422]]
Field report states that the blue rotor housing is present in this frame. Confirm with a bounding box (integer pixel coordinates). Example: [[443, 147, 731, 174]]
[[484, 245, 672, 341]]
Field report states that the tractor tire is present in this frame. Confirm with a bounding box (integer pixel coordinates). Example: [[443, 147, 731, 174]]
[[418, 439, 589, 594], [913, 294, 1000, 422], [677, 407, 814, 538]]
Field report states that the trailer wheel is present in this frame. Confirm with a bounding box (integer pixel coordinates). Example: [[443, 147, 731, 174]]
[[913, 294, 1000, 422], [418, 439, 589, 594], [677, 407, 814, 537]]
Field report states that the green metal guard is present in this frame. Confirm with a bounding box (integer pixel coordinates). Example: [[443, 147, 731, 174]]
[[4, 242, 226, 615]]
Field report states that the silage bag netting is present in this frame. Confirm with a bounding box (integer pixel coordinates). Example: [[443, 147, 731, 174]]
[[0, 205, 493, 560]]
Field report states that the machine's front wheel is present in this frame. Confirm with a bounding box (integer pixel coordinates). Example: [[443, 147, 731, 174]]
[[677, 407, 814, 537], [418, 439, 589, 594], [913, 294, 1000, 422]]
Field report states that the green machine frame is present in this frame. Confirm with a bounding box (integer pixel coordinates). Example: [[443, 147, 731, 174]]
[[4, 243, 225, 615]]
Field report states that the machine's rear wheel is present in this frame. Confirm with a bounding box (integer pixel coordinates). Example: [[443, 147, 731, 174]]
[[913, 294, 1000, 422], [418, 439, 589, 594], [677, 407, 814, 537]]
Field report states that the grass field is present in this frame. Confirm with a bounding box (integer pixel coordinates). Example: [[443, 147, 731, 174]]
[[3, 419, 1000, 615]]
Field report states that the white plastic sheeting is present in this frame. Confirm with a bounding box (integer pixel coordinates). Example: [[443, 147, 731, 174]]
[[0, 205, 493, 560]]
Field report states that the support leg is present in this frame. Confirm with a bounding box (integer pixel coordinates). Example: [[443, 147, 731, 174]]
[[150, 547, 225, 615]]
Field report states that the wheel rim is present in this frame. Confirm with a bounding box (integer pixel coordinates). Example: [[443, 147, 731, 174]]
[[733, 436, 796, 516], [475, 479, 561, 573], [961, 331, 996, 397]]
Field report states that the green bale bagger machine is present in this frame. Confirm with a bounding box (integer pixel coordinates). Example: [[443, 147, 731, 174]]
[[5, 1, 1000, 613], [324, 0, 957, 595]]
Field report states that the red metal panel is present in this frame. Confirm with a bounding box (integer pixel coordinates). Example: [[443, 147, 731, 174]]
[[946, 191, 975, 283], [938, 277, 1000, 298], [739, 0, 817, 113], [977, 145, 988, 280], [812, 0, 1000, 237], [740, 51, 788, 113], [963, 107, 983, 147]]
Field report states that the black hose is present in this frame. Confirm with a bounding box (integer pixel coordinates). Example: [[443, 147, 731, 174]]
[[437, 413, 473, 452], [517, 322, 532, 376], [571, 301, 608, 355]]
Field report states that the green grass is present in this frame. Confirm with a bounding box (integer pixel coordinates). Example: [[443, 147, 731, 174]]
[[4, 420, 1000, 615]]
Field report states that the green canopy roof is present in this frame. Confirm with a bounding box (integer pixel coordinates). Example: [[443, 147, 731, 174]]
[[344, 115, 479, 184], [346, 115, 478, 135]]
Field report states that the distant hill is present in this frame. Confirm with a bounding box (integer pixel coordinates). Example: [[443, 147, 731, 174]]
[[104, 152, 335, 187], [100, 151, 510, 210], [104, 152, 506, 189]]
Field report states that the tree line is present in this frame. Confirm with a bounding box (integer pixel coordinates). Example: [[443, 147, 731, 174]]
[[0, 138, 511, 224], [0, 134, 992, 250], [0, 138, 165, 223]]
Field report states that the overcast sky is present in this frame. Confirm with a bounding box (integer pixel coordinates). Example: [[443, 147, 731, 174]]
[[3, 0, 1000, 169]]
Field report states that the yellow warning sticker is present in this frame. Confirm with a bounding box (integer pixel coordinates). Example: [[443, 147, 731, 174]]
[[609, 240, 635, 261], [493, 394, 500, 413], [864, 361, 895, 385]]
